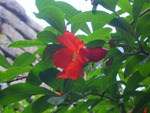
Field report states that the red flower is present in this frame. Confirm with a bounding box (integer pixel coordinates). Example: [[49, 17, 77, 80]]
[[143, 107, 148, 113], [52, 31, 108, 80]]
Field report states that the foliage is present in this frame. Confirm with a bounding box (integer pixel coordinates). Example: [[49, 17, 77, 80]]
[[0, 0, 150, 113]]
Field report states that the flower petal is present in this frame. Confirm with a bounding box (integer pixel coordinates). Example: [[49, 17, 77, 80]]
[[56, 60, 84, 80], [83, 47, 108, 62], [57, 31, 84, 51], [52, 48, 73, 69]]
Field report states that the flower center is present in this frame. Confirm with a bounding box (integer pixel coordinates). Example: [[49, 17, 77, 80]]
[[72, 52, 78, 61]]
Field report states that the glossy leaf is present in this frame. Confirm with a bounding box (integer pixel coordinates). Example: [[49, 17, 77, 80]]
[[37, 31, 57, 43], [0, 53, 11, 69], [97, 0, 118, 11], [36, 0, 55, 11], [85, 28, 112, 42], [117, 0, 132, 15], [0, 83, 52, 105], [124, 55, 146, 78], [40, 68, 63, 90], [35, 6, 65, 33], [0, 67, 31, 82], [56, 1, 78, 20], [9, 40, 46, 48], [12, 52, 36, 67], [139, 61, 150, 78], [132, 90, 150, 113], [70, 99, 97, 113], [69, 11, 115, 27], [32, 96, 53, 113], [71, 23, 91, 35], [86, 40, 106, 48], [26, 59, 53, 86], [124, 71, 144, 93], [42, 44, 63, 60], [136, 13, 150, 38], [132, 0, 145, 24]]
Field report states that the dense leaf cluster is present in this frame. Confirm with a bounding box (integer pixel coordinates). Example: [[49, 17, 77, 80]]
[[0, 0, 150, 113]]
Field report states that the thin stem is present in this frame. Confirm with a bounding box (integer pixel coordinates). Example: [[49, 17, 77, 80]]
[[7, 76, 27, 84], [113, 11, 148, 55]]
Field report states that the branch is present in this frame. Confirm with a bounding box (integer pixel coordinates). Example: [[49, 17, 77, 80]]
[[7, 76, 27, 84]]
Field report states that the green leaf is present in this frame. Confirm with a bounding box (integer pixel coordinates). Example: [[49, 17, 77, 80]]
[[35, 6, 65, 33], [139, 61, 150, 78], [32, 96, 53, 113], [36, 0, 55, 11], [22, 103, 33, 113], [97, 0, 118, 11], [12, 52, 36, 67], [0, 67, 31, 82], [0, 71, 6, 82], [3, 106, 14, 113], [69, 11, 115, 28], [132, 0, 145, 24], [40, 68, 63, 90], [117, 0, 132, 15], [26, 59, 52, 86], [71, 23, 91, 35], [86, 75, 111, 92], [139, 55, 150, 65], [86, 40, 106, 48], [47, 93, 68, 105], [136, 13, 150, 38], [85, 28, 112, 42], [42, 44, 63, 60], [9, 40, 46, 48], [70, 99, 97, 113], [132, 90, 150, 113], [71, 77, 86, 93], [0, 83, 52, 105], [0, 53, 11, 69], [124, 71, 144, 93], [56, 1, 78, 20], [37, 31, 57, 43], [112, 25, 135, 51], [110, 18, 129, 31], [124, 55, 146, 78]]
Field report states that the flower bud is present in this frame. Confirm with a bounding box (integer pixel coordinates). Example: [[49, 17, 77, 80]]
[[109, 39, 115, 47]]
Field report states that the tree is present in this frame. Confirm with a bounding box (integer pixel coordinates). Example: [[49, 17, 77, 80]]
[[0, 0, 150, 113]]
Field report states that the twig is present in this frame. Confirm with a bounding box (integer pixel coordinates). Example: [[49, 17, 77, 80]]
[[7, 76, 27, 84]]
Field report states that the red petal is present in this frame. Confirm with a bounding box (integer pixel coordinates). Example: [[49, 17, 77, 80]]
[[83, 47, 108, 62], [57, 31, 84, 51], [143, 107, 147, 113], [52, 48, 73, 69], [56, 60, 84, 80], [78, 48, 89, 64]]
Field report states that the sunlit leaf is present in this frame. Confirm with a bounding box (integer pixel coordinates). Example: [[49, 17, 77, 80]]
[[37, 31, 57, 43], [9, 40, 46, 48], [12, 52, 36, 67], [0, 53, 11, 69], [0, 83, 53, 105], [35, 6, 65, 33]]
